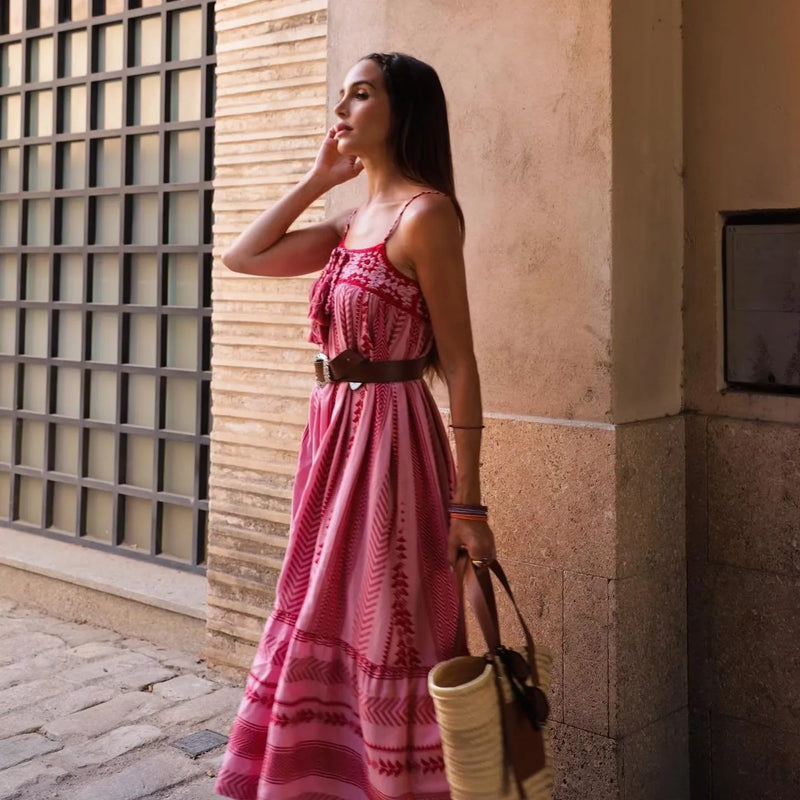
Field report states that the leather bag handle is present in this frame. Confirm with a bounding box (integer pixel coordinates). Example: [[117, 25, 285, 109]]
[[455, 553, 500, 649], [454, 554, 550, 794], [455, 554, 542, 687]]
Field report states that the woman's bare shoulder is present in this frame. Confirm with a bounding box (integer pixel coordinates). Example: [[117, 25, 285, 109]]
[[401, 192, 461, 242]]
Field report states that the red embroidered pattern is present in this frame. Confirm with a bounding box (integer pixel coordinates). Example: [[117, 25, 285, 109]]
[[268, 696, 440, 759], [261, 743, 451, 800], [271, 707, 362, 738], [270, 688, 437, 730], [336, 245, 429, 321], [308, 244, 429, 349], [388, 535, 421, 669], [366, 753, 446, 777], [244, 683, 276, 705], [272, 608, 431, 679], [217, 196, 460, 800]]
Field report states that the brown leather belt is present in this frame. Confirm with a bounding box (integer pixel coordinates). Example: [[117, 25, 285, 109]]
[[314, 349, 426, 386]]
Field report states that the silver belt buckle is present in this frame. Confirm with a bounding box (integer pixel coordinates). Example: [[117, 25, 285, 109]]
[[315, 352, 332, 385], [315, 352, 363, 390]]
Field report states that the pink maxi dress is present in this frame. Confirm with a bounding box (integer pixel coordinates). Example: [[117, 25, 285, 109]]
[[214, 193, 463, 800]]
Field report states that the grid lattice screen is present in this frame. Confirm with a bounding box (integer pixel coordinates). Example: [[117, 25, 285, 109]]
[[0, 0, 215, 571]]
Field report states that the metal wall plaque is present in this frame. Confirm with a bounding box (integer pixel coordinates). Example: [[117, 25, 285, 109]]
[[725, 223, 800, 391]]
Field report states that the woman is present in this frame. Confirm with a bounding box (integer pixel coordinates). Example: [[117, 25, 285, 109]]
[[214, 52, 494, 800]]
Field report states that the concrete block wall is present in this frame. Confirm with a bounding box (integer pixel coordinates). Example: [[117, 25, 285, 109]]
[[687, 416, 800, 799], [481, 418, 687, 800], [207, 0, 328, 672]]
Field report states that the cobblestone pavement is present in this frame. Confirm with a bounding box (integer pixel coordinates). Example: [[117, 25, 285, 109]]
[[0, 597, 244, 799]]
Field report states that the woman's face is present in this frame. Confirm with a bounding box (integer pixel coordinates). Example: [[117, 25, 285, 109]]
[[333, 59, 392, 158]]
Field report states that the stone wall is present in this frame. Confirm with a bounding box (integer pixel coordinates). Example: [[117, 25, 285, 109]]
[[687, 417, 800, 799], [326, 2, 686, 798], [684, 4, 800, 796], [206, 0, 328, 671]]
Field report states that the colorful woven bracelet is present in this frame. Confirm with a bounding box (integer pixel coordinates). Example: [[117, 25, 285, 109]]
[[449, 512, 489, 522], [448, 503, 488, 514], [448, 503, 489, 523]]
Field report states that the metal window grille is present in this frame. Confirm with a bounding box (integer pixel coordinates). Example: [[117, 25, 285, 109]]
[[0, 0, 214, 572]]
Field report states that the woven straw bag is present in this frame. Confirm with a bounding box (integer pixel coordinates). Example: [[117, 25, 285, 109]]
[[428, 559, 554, 800]]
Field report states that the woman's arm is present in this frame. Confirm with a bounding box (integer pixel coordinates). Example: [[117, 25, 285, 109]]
[[399, 195, 495, 566], [222, 128, 364, 277]]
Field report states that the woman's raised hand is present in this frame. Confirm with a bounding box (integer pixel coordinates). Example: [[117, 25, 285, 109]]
[[220, 127, 362, 276], [310, 127, 364, 189]]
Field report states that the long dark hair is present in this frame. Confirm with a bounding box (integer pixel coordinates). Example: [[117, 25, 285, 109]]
[[363, 52, 465, 238], [363, 53, 463, 381]]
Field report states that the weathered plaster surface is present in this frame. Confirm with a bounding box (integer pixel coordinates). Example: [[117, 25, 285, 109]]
[[329, 0, 614, 421]]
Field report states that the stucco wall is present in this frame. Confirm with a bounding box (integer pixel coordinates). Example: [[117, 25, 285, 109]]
[[684, 2, 800, 797], [684, 0, 800, 424], [328, 0, 614, 422], [327, 3, 686, 798], [611, 0, 683, 422]]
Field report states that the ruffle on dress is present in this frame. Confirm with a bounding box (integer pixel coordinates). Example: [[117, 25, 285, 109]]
[[308, 247, 350, 349]]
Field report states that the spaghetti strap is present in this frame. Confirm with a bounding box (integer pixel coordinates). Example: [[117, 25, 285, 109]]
[[339, 208, 358, 245], [384, 190, 443, 243]]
